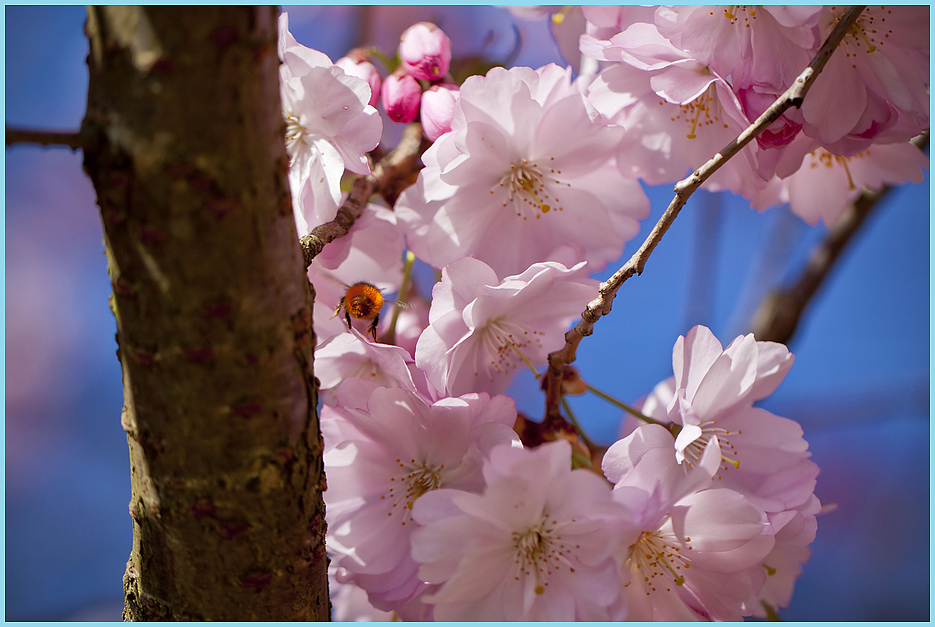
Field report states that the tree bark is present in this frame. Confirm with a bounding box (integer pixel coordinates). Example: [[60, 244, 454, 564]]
[[81, 7, 329, 620]]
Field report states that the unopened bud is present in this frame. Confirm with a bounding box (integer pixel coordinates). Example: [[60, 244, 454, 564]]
[[381, 70, 422, 123], [420, 82, 460, 141], [336, 53, 382, 108], [399, 22, 452, 82]]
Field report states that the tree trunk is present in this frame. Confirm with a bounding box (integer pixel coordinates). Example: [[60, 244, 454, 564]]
[[81, 7, 329, 620]]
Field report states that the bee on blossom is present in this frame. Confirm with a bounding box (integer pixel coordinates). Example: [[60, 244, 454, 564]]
[[332, 281, 408, 342]]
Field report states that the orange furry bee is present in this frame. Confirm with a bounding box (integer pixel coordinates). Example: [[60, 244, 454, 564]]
[[333, 281, 386, 341]]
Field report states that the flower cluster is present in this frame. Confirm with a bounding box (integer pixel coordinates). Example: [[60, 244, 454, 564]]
[[578, 5, 929, 225], [275, 7, 928, 621]]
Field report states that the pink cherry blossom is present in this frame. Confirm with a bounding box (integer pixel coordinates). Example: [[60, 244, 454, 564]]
[[753, 495, 821, 617], [414, 257, 598, 397], [584, 43, 767, 197], [801, 6, 930, 156], [610, 325, 819, 523], [610, 484, 775, 621], [314, 330, 420, 407], [278, 13, 382, 234], [410, 440, 627, 621], [653, 5, 822, 90], [395, 63, 649, 277], [399, 22, 452, 82], [322, 386, 519, 610], [752, 137, 929, 226]]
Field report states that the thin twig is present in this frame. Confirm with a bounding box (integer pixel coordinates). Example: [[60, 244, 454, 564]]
[[750, 131, 929, 344], [6, 126, 84, 150], [300, 122, 427, 267], [543, 5, 868, 424]]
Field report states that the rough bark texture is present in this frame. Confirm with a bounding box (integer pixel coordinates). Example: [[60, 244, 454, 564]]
[[81, 7, 329, 620]]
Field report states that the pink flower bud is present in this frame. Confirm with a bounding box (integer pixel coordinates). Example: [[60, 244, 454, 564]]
[[399, 22, 452, 82], [419, 82, 460, 141], [381, 71, 422, 123], [336, 54, 382, 108]]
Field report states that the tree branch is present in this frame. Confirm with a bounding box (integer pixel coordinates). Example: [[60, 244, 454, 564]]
[[5, 126, 84, 150], [543, 5, 868, 425], [750, 132, 929, 344], [300, 122, 427, 267]]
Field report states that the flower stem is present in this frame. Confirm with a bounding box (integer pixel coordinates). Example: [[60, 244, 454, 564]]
[[585, 383, 664, 426], [508, 342, 541, 379], [561, 395, 596, 450], [367, 46, 397, 73], [386, 250, 415, 345], [761, 601, 784, 622]]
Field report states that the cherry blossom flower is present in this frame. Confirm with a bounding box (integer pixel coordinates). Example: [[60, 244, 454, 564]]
[[583, 25, 767, 197], [801, 6, 930, 156], [278, 13, 382, 234], [653, 5, 822, 90], [322, 387, 519, 610], [314, 330, 420, 407], [410, 440, 626, 621], [609, 483, 775, 621], [395, 63, 649, 277], [603, 426, 775, 620], [751, 137, 929, 225], [414, 257, 597, 397], [633, 325, 819, 514], [753, 495, 821, 618]]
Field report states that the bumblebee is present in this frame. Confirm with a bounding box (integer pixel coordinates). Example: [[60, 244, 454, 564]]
[[333, 281, 385, 341]]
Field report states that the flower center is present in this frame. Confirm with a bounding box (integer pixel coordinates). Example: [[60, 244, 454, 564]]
[[679, 418, 742, 476], [666, 82, 731, 140], [718, 5, 757, 26], [626, 528, 692, 595], [477, 318, 544, 381], [498, 160, 567, 220], [836, 6, 894, 69], [285, 114, 307, 155], [511, 514, 576, 595], [385, 459, 444, 526], [806, 148, 869, 190]]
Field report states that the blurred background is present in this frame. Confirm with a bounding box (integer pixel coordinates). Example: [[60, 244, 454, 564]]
[[5, 5, 929, 621]]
